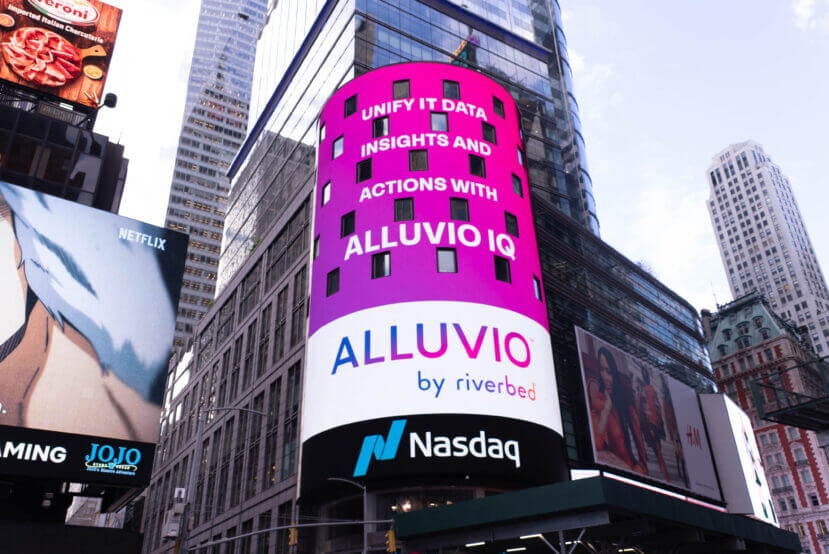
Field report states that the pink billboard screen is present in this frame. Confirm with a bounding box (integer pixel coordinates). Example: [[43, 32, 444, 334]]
[[301, 63, 566, 495]]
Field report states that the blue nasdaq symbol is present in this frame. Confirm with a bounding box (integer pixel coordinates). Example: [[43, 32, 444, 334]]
[[353, 419, 407, 477]]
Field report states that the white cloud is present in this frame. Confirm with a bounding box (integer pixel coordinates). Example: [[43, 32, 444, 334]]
[[793, 0, 829, 30]]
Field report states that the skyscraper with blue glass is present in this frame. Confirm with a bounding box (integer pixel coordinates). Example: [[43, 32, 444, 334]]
[[164, 0, 267, 351]]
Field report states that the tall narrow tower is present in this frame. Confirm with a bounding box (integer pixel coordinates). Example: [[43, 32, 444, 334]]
[[707, 140, 829, 355], [164, 0, 267, 350]]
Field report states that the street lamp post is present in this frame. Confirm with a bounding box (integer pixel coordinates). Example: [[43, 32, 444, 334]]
[[327, 476, 368, 554], [178, 406, 269, 554]]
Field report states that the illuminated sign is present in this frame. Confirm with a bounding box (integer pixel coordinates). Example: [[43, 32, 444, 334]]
[[575, 327, 722, 501], [300, 63, 565, 495], [0, 0, 121, 108], [0, 180, 186, 486]]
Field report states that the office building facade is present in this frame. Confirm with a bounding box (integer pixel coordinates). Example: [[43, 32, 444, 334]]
[[164, 0, 267, 350], [142, 2, 719, 552], [705, 294, 829, 554], [707, 141, 829, 355]]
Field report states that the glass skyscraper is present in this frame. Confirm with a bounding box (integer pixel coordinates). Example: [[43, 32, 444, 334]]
[[142, 2, 715, 552], [164, 0, 267, 351]]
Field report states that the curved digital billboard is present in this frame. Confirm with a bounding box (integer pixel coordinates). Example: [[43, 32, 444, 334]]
[[301, 63, 566, 495]]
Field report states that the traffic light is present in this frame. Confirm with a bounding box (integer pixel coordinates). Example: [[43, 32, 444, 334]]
[[288, 527, 298, 546], [385, 529, 397, 552]]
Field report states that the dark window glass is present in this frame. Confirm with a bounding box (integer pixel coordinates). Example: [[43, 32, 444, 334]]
[[371, 252, 391, 279], [431, 112, 448, 132], [313, 236, 319, 259], [373, 116, 389, 137], [409, 150, 428, 171], [493, 96, 505, 117], [356, 159, 372, 182], [332, 136, 344, 159], [495, 256, 511, 283], [344, 94, 357, 117], [394, 197, 414, 221], [393, 79, 410, 99], [482, 122, 497, 144], [505, 211, 519, 236], [321, 181, 331, 205], [319, 123, 325, 142], [450, 197, 469, 221], [443, 80, 460, 99], [326, 269, 339, 296], [517, 147, 524, 166], [437, 248, 457, 273], [533, 276, 542, 300], [512, 174, 523, 197], [469, 154, 486, 177], [340, 211, 355, 237]]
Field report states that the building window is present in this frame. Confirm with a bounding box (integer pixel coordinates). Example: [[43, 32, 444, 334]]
[[356, 159, 372, 182], [431, 112, 448, 132], [313, 236, 319, 259], [344, 94, 357, 117], [437, 248, 457, 273], [332, 136, 344, 159], [394, 197, 414, 221], [393, 79, 410, 99], [409, 149, 428, 171], [319, 123, 325, 142], [326, 269, 339, 296], [811, 494, 820, 507], [517, 147, 524, 166], [505, 211, 519, 236], [469, 154, 486, 177], [443, 80, 460, 99], [482, 122, 497, 144], [533, 276, 542, 300], [340, 211, 355, 237], [372, 252, 391, 279], [450, 197, 469, 221], [493, 96, 505, 118], [373, 116, 389, 137], [494, 256, 511, 283], [321, 181, 331, 205], [512, 173, 523, 197]]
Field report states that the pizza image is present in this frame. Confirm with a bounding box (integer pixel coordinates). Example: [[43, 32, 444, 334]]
[[1, 27, 82, 87]]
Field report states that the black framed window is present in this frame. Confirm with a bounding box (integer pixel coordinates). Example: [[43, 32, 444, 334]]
[[437, 248, 457, 273], [409, 150, 428, 171], [517, 147, 524, 166], [321, 181, 331, 205], [469, 154, 486, 177], [482, 122, 496, 144], [431, 112, 448, 132], [344, 94, 357, 117], [326, 269, 339, 296], [493, 96, 505, 118], [319, 123, 326, 142], [313, 236, 320, 259], [393, 79, 410, 99], [356, 159, 372, 182], [494, 256, 511, 283], [443, 80, 460, 99], [394, 197, 414, 221], [373, 116, 389, 137], [505, 211, 519, 237], [340, 211, 355, 237], [332, 136, 344, 159], [371, 252, 391, 278], [450, 197, 469, 221], [512, 174, 523, 197], [533, 276, 542, 300]]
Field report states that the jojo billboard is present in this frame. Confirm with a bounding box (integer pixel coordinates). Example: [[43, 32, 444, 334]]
[[575, 327, 721, 501], [300, 63, 567, 495], [0, 181, 187, 486], [0, 0, 121, 109]]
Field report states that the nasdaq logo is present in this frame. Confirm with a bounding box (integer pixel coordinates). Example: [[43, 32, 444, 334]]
[[352, 419, 407, 477]]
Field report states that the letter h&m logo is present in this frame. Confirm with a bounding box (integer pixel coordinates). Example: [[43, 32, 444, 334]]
[[352, 420, 407, 477]]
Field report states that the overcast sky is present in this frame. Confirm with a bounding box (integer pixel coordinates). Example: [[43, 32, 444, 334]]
[[96, 0, 829, 315]]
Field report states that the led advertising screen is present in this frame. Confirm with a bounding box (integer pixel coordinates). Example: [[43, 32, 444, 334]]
[[575, 327, 721, 501], [0, 181, 187, 485], [700, 394, 777, 525], [0, 0, 121, 108], [301, 63, 567, 496]]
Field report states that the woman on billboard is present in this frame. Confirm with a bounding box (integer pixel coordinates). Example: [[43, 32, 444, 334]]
[[0, 183, 176, 443], [588, 347, 648, 475]]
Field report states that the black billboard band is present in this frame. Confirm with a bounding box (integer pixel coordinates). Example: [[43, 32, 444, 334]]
[[300, 414, 568, 498], [0, 425, 154, 487]]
